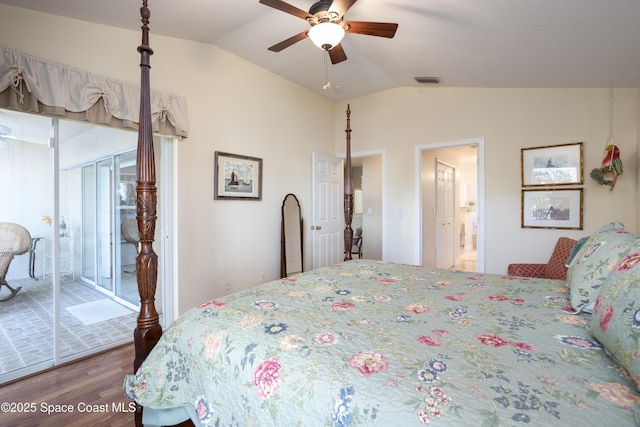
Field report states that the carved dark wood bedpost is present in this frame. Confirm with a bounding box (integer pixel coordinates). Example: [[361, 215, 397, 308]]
[[134, 1, 162, 424], [344, 104, 354, 261]]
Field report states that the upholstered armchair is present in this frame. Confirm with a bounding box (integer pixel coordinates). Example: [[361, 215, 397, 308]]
[[507, 237, 577, 280], [0, 222, 32, 301]]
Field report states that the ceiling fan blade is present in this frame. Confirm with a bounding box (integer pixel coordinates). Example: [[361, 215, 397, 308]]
[[259, 0, 312, 20], [328, 44, 347, 64], [268, 30, 309, 52], [329, 0, 359, 17], [0, 134, 48, 145], [346, 21, 398, 38]]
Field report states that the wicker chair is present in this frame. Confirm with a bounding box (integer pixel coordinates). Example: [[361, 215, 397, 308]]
[[0, 222, 32, 301], [507, 237, 577, 280]]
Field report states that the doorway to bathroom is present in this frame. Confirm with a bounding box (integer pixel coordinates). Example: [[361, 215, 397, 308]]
[[418, 138, 484, 272]]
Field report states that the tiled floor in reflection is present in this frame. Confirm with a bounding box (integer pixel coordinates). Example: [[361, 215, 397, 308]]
[[0, 275, 137, 379]]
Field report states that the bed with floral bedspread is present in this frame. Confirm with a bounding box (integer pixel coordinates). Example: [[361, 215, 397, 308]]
[[124, 260, 640, 426]]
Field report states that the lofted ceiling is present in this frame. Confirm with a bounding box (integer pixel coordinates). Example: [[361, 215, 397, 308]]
[[1, 0, 640, 102]]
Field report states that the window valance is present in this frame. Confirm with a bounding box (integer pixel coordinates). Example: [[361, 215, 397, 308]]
[[0, 46, 188, 138]]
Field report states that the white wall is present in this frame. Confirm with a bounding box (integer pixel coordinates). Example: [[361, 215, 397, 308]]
[[2, 5, 639, 311], [0, 5, 335, 313], [334, 87, 638, 274]]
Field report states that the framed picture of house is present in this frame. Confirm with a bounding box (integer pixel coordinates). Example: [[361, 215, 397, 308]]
[[214, 151, 262, 200], [521, 142, 583, 186], [521, 188, 583, 229]]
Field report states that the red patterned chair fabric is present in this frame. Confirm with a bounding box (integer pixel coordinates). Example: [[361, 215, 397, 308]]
[[507, 237, 577, 280]]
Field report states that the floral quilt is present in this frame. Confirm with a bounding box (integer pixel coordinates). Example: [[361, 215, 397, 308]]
[[124, 260, 640, 426]]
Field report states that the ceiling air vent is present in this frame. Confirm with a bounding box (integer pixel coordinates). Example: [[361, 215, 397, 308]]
[[414, 77, 440, 84]]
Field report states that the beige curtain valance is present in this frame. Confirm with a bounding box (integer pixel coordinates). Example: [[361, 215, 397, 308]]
[[0, 46, 188, 138]]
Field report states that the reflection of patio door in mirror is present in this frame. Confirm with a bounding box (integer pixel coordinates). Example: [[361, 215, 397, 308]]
[[84, 150, 137, 306], [115, 151, 137, 305], [96, 158, 114, 293], [82, 164, 96, 283]]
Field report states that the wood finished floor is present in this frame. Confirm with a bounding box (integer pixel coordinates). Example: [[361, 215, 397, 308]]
[[0, 344, 137, 427]]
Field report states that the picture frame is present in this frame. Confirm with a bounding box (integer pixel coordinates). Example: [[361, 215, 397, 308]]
[[521, 142, 583, 186], [214, 151, 262, 200], [521, 189, 583, 229]]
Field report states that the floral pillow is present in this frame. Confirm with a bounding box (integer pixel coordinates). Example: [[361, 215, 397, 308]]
[[564, 236, 588, 267], [566, 222, 636, 311], [590, 243, 640, 391], [566, 222, 625, 273]]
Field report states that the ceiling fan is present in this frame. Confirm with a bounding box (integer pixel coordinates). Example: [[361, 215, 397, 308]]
[[0, 124, 48, 146], [259, 0, 398, 64]]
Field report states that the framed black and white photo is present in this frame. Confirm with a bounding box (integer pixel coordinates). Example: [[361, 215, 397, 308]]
[[214, 151, 262, 200], [521, 142, 583, 187], [521, 189, 583, 229]]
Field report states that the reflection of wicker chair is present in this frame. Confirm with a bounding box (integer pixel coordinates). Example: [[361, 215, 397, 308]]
[[0, 222, 32, 301], [121, 218, 139, 254]]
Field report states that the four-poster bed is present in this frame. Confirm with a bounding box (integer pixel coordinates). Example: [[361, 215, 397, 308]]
[[127, 2, 639, 426], [131, 2, 162, 425]]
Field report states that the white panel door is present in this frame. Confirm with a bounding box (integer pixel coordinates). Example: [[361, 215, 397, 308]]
[[312, 152, 343, 269], [436, 160, 455, 269]]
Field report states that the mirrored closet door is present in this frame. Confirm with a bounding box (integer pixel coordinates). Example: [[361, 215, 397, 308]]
[[0, 108, 174, 385]]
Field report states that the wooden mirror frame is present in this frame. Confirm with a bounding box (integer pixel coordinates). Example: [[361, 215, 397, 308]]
[[280, 193, 303, 278]]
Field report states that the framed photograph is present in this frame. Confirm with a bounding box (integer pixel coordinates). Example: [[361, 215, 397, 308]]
[[521, 142, 583, 186], [214, 151, 262, 200], [521, 189, 583, 229]]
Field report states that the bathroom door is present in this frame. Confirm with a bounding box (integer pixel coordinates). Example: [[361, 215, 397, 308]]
[[436, 160, 455, 269]]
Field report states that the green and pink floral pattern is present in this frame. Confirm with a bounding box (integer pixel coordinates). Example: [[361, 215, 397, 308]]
[[125, 260, 640, 426], [591, 240, 640, 392]]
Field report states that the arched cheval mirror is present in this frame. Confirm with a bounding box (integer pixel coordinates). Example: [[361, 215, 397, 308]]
[[281, 193, 303, 278]]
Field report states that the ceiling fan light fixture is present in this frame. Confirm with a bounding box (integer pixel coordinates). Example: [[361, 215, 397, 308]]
[[308, 22, 345, 50]]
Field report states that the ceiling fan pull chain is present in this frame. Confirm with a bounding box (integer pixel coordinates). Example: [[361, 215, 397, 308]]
[[608, 88, 614, 139], [323, 50, 331, 90]]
